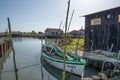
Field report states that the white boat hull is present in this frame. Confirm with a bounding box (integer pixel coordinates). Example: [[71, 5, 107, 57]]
[[41, 52, 85, 76]]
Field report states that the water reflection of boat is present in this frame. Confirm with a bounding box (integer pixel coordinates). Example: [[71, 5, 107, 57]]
[[41, 57, 81, 80], [41, 44, 85, 76]]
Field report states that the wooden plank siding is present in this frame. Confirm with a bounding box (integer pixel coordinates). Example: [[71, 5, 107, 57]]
[[0, 38, 11, 57], [84, 7, 120, 53]]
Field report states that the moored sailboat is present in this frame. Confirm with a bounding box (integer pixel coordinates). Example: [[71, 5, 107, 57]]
[[41, 44, 85, 76]]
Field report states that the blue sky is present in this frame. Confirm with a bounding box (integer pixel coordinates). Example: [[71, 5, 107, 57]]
[[0, 0, 120, 32]]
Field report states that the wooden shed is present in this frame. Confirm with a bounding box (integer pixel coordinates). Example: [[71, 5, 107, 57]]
[[45, 28, 63, 38], [84, 7, 120, 52]]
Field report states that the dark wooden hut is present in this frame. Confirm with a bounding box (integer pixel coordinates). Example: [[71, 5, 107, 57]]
[[84, 6, 120, 52]]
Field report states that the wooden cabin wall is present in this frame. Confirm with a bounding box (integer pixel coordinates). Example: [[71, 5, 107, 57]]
[[85, 7, 120, 53]]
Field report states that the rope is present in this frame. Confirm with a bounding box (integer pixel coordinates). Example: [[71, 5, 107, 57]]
[[1, 63, 40, 73]]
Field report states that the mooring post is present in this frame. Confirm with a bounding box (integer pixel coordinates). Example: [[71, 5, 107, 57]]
[[1, 44, 4, 57], [7, 41, 9, 49], [62, 0, 71, 80], [5, 42, 7, 54], [114, 50, 120, 69], [3, 43, 5, 55], [100, 58, 107, 79], [7, 17, 18, 80], [6, 41, 8, 51], [0, 44, 2, 57]]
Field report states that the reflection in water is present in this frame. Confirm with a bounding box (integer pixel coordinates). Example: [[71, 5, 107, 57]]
[[1, 38, 42, 80], [13, 38, 23, 42], [41, 65, 44, 80], [41, 57, 81, 80], [0, 38, 99, 80], [0, 48, 12, 80]]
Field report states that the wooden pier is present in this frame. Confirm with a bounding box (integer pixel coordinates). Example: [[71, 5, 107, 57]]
[[76, 50, 120, 80], [0, 37, 12, 78], [73, 50, 120, 71], [0, 38, 11, 57], [82, 50, 120, 70]]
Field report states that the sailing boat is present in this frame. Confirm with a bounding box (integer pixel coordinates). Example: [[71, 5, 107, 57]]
[[41, 44, 85, 76]]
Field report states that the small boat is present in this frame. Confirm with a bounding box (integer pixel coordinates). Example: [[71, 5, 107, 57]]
[[41, 44, 85, 76], [41, 57, 81, 80]]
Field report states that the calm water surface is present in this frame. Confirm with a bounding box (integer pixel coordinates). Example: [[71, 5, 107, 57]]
[[0, 38, 99, 80]]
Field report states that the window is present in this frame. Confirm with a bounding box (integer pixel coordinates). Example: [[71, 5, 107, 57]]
[[56, 32, 58, 35], [51, 32, 54, 34], [90, 18, 101, 26], [118, 14, 120, 23]]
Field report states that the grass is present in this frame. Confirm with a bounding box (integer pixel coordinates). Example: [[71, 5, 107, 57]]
[[58, 38, 84, 52]]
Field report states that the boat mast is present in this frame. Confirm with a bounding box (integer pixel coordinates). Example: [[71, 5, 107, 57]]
[[55, 21, 62, 44], [67, 10, 74, 32], [62, 0, 70, 80], [75, 26, 82, 55]]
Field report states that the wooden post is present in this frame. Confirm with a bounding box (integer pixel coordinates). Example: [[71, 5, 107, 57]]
[[62, 0, 70, 80], [0, 44, 2, 57], [55, 21, 62, 44], [67, 10, 74, 32], [7, 17, 18, 80], [0, 56, 3, 80], [101, 60, 106, 72], [1, 44, 4, 57], [114, 50, 120, 69], [6, 41, 8, 51], [4, 42, 7, 54], [7, 41, 9, 49], [100, 58, 106, 79], [3, 43, 5, 54]]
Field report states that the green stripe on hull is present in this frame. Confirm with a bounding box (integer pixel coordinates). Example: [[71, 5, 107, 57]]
[[42, 52, 85, 65]]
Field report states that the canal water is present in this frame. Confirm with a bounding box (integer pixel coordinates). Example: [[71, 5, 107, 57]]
[[0, 38, 99, 80]]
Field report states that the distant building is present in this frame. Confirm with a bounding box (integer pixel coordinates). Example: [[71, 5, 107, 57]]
[[78, 29, 85, 37], [45, 28, 63, 38], [70, 30, 78, 37], [70, 29, 85, 37], [84, 7, 120, 52]]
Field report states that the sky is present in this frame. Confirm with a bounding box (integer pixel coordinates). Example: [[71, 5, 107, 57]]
[[0, 0, 120, 32]]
